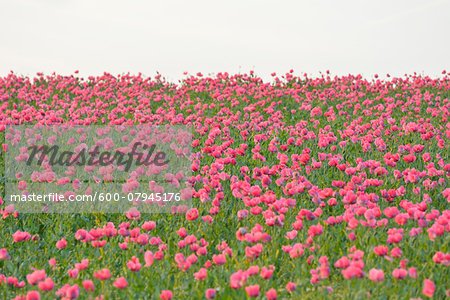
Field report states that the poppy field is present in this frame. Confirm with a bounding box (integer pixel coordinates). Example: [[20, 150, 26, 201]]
[[0, 71, 449, 299]]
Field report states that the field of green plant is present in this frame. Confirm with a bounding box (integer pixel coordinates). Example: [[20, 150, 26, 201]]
[[0, 71, 448, 299]]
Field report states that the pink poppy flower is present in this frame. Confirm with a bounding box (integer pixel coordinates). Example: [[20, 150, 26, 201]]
[[94, 268, 111, 280], [245, 284, 260, 297], [113, 277, 128, 289], [205, 288, 216, 299], [82, 280, 95, 292], [160, 290, 173, 300], [423, 279, 435, 298], [368, 269, 384, 283], [55, 238, 67, 249]]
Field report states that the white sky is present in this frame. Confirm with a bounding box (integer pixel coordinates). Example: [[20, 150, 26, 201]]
[[0, 0, 449, 82]]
